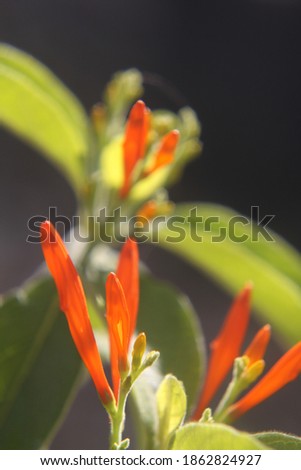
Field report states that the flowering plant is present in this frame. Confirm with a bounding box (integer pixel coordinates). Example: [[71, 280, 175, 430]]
[[1, 44, 301, 450]]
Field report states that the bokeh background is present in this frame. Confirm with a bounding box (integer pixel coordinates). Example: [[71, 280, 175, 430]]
[[1, 0, 301, 448]]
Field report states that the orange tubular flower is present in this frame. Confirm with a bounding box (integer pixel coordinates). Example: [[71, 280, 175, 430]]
[[40, 221, 114, 405], [192, 283, 252, 420], [193, 283, 301, 424], [106, 272, 131, 400], [119, 100, 179, 198], [243, 324, 271, 367], [228, 342, 301, 421], [142, 130, 180, 177], [116, 238, 139, 338], [120, 100, 150, 198], [107, 238, 139, 400], [40, 222, 140, 408]]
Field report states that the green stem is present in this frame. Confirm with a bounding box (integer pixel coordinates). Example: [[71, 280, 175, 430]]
[[213, 357, 249, 423], [109, 377, 131, 449], [213, 378, 244, 422], [110, 395, 126, 448]]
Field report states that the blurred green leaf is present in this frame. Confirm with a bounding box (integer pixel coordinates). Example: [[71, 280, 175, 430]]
[[138, 274, 206, 412], [171, 423, 267, 450], [129, 368, 160, 450], [0, 277, 82, 449], [156, 374, 187, 449], [157, 203, 301, 346], [255, 432, 301, 450], [0, 43, 89, 189]]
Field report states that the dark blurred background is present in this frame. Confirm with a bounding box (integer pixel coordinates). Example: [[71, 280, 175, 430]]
[[1, 0, 301, 448]]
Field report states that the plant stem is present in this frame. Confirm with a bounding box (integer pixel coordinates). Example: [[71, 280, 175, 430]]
[[213, 357, 249, 423], [213, 378, 243, 422], [109, 382, 129, 449]]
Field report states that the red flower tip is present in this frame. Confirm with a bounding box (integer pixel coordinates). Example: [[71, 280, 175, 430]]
[[192, 283, 252, 420], [40, 221, 114, 405]]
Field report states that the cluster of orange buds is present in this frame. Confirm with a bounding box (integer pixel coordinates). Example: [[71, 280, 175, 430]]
[[192, 283, 301, 422], [40, 221, 141, 407], [120, 100, 179, 198]]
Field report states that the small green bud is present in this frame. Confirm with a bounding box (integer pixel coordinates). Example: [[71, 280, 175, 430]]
[[245, 359, 265, 384], [151, 110, 179, 136], [111, 438, 130, 450], [104, 69, 143, 110], [117, 438, 130, 450], [142, 350, 160, 370], [199, 408, 214, 424], [179, 107, 201, 138], [233, 356, 249, 379], [181, 140, 203, 162], [91, 103, 107, 133], [132, 332, 146, 371]]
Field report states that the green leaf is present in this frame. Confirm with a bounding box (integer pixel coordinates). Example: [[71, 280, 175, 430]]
[[156, 374, 187, 449], [156, 203, 301, 346], [255, 432, 301, 450], [138, 274, 206, 412], [0, 277, 82, 449], [129, 368, 161, 450], [0, 43, 89, 189], [171, 423, 267, 450]]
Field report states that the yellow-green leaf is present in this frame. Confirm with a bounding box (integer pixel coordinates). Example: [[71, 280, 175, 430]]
[[157, 203, 301, 346], [157, 374, 187, 449], [0, 44, 89, 190], [171, 423, 267, 450]]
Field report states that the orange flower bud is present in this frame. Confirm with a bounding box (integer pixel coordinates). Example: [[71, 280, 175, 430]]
[[228, 342, 301, 420], [40, 221, 114, 405], [119, 101, 179, 198], [106, 272, 131, 400], [244, 324, 271, 366], [120, 100, 150, 198], [143, 129, 179, 177], [116, 238, 139, 338], [192, 283, 252, 420]]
